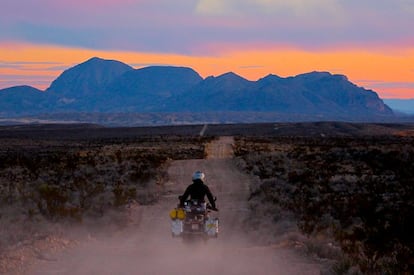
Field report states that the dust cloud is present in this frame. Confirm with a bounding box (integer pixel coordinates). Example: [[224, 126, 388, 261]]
[[28, 212, 317, 275], [25, 137, 320, 275]]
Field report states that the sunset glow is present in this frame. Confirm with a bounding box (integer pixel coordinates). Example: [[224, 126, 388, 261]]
[[1, 43, 413, 98], [1, 0, 414, 98]]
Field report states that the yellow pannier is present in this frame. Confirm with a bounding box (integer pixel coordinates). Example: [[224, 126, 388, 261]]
[[169, 208, 186, 220], [169, 209, 177, 219], [177, 208, 186, 220], [170, 208, 185, 220]]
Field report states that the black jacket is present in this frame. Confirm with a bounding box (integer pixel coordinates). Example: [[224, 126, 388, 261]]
[[180, 179, 216, 208]]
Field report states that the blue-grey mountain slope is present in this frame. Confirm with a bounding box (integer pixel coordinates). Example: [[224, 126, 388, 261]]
[[168, 72, 256, 111], [0, 57, 394, 122], [106, 66, 203, 112], [0, 85, 47, 116], [173, 71, 393, 117], [284, 72, 392, 116], [45, 57, 133, 111]]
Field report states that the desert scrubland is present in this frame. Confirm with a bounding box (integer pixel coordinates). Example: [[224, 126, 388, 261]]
[[0, 127, 211, 273], [1, 122, 413, 274], [234, 135, 414, 274]]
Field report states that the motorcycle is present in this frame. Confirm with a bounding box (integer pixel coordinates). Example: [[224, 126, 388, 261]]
[[170, 196, 219, 241]]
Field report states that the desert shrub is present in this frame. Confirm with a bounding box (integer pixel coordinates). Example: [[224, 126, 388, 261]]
[[325, 257, 362, 275], [0, 135, 210, 223], [0, 131, 215, 256], [71, 176, 105, 209], [112, 183, 130, 207], [235, 136, 414, 274], [36, 183, 70, 218]]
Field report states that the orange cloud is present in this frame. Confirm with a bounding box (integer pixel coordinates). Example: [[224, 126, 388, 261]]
[[1, 42, 413, 98]]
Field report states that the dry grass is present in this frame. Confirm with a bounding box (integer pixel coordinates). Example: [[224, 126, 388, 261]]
[[235, 136, 414, 274], [0, 135, 211, 253]]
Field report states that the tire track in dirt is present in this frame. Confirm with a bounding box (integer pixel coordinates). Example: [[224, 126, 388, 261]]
[[27, 137, 320, 275]]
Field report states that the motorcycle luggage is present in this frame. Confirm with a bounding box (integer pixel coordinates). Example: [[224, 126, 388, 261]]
[[177, 208, 186, 220], [169, 209, 177, 219], [171, 219, 183, 237], [205, 217, 219, 237], [169, 208, 186, 220]]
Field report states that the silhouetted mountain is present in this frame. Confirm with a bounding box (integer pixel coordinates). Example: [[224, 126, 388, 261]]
[[255, 73, 317, 112], [47, 57, 133, 96], [173, 71, 392, 116], [291, 72, 391, 115], [45, 57, 133, 111], [106, 66, 203, 112], [0, 85, 48, 116], [170, 72, 255, 111], [0, 57, 394, 123]]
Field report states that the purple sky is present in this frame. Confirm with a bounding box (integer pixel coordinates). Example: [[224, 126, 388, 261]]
[[1, 0, 414, 98], [2, 0, 413, 53]]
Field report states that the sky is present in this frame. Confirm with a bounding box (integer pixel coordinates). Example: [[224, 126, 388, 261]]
[[1, 0, 414, 98]]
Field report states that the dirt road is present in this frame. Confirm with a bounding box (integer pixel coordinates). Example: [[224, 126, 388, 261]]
[[27, 137, 320, 275]]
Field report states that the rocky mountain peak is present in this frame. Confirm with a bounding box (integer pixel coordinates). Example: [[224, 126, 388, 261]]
[[0, 57, 395, 119]]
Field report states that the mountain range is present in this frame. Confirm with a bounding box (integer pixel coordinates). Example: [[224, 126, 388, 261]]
[[0, 57, 395, 123]]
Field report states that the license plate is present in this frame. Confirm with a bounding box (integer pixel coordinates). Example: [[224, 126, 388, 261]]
[[191, 224, 199, 230]]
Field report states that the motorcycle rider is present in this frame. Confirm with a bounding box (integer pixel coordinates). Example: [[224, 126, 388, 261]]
[[180, 171, 218, 211]]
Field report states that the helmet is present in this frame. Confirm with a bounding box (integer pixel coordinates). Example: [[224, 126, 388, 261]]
[[192, 171, 205, 181]]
